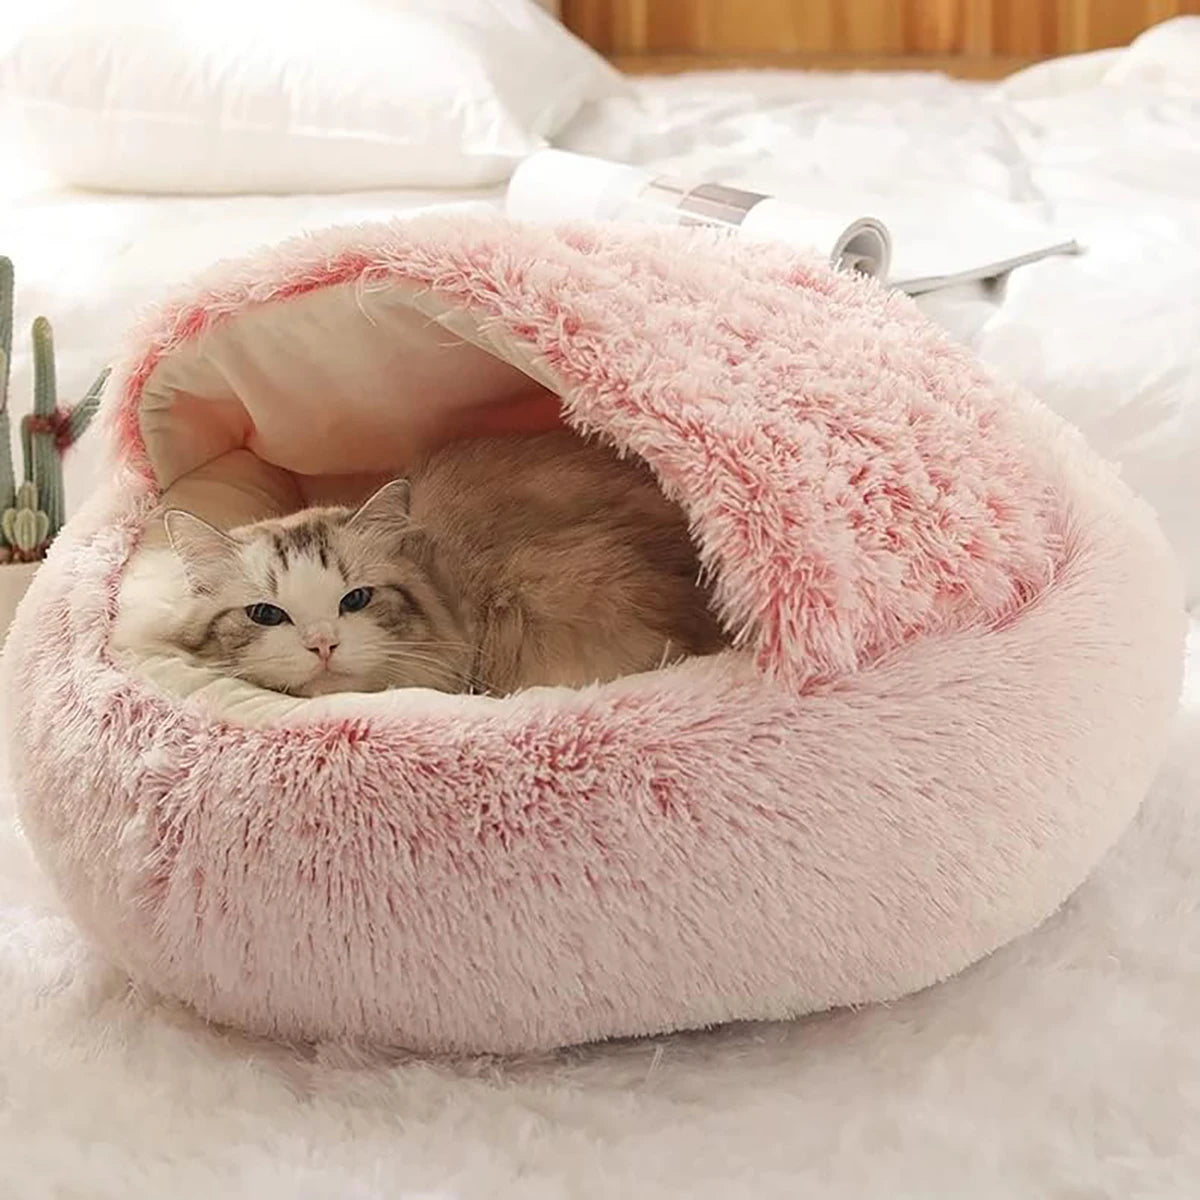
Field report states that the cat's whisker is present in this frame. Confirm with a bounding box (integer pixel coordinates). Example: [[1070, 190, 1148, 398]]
[[393, 641, 474, 651], [377, 653, 480, 686], [373, 648, 491, 694], [202, 660, 264, 687]]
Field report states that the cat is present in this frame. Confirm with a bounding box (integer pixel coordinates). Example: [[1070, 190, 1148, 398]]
[[154, 432, 727, 697]]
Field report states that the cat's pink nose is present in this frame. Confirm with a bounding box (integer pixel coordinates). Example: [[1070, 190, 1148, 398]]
[[307, 640, 339, 663]]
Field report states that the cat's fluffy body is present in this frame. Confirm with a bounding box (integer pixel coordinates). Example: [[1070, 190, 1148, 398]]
[[141, 433, 725, 697]]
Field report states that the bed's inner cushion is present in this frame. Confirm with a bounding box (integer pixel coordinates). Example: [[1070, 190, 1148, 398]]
[[139, 280, 564, 490]]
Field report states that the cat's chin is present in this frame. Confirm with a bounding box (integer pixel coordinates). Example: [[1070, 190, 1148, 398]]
[[291, 672, 378, 698]]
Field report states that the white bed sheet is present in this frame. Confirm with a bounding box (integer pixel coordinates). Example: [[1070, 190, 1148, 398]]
[[1, 23, 1199, 1199]]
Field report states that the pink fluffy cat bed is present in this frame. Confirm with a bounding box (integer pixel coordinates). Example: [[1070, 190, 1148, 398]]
[[1, 216, 1185, 1055]]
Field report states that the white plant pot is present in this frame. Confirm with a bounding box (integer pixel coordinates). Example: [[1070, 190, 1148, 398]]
[[0, 561, 39, 645]]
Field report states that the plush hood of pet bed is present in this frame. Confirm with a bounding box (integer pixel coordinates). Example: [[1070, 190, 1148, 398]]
[[0, 215, 1186, 1053]]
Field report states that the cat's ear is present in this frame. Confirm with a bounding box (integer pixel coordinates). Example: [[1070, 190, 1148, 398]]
[[349, 479, 411, 530], [164, 510, 237, 592]]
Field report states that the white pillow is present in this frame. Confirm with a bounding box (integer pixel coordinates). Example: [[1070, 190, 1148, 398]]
[[0, 0, 625, 193], [1101, 15, 1200, 98]]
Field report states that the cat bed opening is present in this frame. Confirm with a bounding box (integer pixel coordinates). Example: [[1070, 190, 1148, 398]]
[[1, 216, 1185, 1054]]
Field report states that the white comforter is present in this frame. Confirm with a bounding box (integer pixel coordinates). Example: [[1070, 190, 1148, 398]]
[[1, 22, 1198, 1199]]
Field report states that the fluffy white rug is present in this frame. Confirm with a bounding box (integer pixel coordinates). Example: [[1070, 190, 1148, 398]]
[[0, 623, 1196, 1199]]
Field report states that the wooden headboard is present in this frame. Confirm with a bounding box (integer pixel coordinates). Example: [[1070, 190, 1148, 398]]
[[562, 0, 1200, 78]]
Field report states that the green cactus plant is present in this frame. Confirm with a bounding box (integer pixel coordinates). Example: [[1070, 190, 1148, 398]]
[[2, 481, 50, 562], [0, 254, 109, 563], [18, 315, 64, 540], [0, 257, 15, 523]]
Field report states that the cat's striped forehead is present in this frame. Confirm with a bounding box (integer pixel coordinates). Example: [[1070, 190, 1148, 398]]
[[239, 516, 351, 592]]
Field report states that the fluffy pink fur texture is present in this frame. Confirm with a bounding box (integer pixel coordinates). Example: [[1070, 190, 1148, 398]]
[[2, 216, 1186, 1054]]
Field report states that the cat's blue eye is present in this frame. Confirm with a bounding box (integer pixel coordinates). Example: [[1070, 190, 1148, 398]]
[[339, 587, 373, 614], [245, 602, 290, 627]]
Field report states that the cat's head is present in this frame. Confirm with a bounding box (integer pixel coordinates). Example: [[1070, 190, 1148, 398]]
[[164, 481, 472, 696]]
